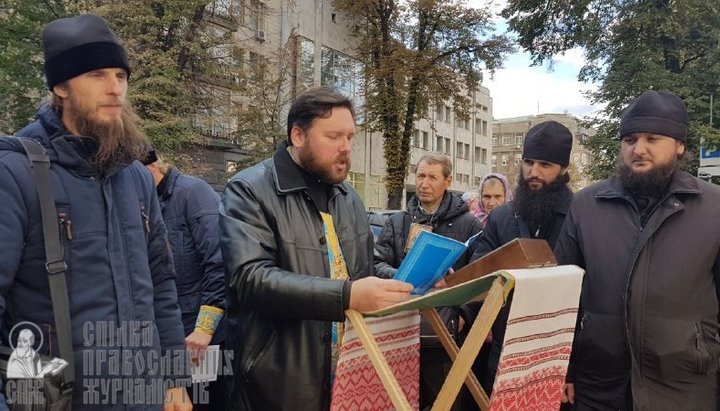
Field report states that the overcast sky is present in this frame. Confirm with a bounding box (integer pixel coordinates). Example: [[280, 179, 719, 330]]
[[467, 0, 604, 120]]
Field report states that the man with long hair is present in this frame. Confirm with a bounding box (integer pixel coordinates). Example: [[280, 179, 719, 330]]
[[470, 120, 574, 394], [556, 90, 720, 410], [0, 14, 189, 410]]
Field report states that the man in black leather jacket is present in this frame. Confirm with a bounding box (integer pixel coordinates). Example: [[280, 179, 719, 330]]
[[219, 87, 413, 410]]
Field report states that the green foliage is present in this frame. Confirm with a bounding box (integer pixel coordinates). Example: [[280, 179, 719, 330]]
[[0, 0, 238, 152], [503, 0, 720, 179], [334, 0, 514, 208], [88, 0, 220, 149], [0, 0, 71, 134], [233, 37, 295, 167]]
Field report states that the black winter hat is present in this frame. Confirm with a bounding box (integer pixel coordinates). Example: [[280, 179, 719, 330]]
[[619, 90, 688, 142], [42, 14, 131, 90], [522, 121, 573, 167]]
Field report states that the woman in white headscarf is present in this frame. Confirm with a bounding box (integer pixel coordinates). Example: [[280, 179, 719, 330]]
[[462, 173, 513, 226]]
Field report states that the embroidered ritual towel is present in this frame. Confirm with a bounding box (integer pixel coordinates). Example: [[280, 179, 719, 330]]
[[331, 311, 421, 411], [489, 266, 583, 411]]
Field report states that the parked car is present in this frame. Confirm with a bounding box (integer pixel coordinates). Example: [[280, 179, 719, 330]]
[[366, 209, 401, 242]]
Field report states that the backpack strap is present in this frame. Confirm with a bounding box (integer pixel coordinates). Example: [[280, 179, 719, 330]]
[[16, 137, 74, 388]]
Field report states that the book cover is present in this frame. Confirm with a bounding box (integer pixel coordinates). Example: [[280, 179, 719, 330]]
[[394, 230, 468, 295]]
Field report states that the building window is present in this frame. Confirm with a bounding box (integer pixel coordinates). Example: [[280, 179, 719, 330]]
[[321, 47, 365, 120], [482, 120, 488, 136], [413, 130, 420, 147], [445, 106, 451, 123], [409, 164, 417, 174], [296, 36, 315, 89], [492, 136, 499, 146], [210, 0, 243, 20], [502, 134, 511, 145], [193, 87, 234, 139], [436, 105, 443, 122], [456, 142, 463, 158], [474, 119, 481, 134], [464, 144, 470, 159], [436, 136, 443, 152], [481, 148, 487, 164], [247, 0, 266, 34], [348, 172, 365, 196], [422, 131, 429, 149], [475, 147, 481, 163], [445, 138, 451, 155], [492, 154, 497, 164], [456, 173, 462, 182], [515, 133, 524, 145], [331, 12, 337, 23]]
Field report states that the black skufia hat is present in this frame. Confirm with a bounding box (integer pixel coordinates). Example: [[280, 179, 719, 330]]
[[619, 90, 688, 142], [42, 14, 131, 90], [522, 121, 573, 167]]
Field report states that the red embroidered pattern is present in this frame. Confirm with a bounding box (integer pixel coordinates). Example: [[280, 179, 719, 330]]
[[490, 365, 566, 411], [331, 314, 420, 411]]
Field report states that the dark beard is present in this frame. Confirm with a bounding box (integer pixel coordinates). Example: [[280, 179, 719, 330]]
[[298, 145, 349, 185], [69, 101, 149, 172], [514, 172, 570, 238], [617, 156, 678, 198]]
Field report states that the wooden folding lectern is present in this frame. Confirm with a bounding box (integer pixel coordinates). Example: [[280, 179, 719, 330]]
[[342, 239, 574, 411]]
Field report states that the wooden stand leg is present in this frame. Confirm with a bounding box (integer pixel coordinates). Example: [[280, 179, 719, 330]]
[[344, 309, 412, 411], [431, 277, 506, 411], [422, 308, 490, 410]]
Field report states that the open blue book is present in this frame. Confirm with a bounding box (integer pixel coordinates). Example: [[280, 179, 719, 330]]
[[394, 230, 481, 295]]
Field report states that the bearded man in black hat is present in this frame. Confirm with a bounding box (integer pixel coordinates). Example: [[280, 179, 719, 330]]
[[0, 14, 191, 410], [469, 120, 575, 393], [556, 90, 720, 410]]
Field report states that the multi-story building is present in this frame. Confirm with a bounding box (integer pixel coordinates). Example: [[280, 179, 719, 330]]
[[362, 90, 494, 209], [188, 0, 495, 206], [491, 114, 595, 191]]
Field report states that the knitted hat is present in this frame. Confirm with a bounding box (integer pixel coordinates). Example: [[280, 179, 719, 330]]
[[619, 90, 688, 142], [42, 14, 131, 90], [522, 121, 573, 167]]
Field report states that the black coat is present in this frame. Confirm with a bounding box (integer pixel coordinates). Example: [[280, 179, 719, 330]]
[[555, 172, 720, 410], [219, 143, 374, 411], [470, 188, 573, 387], [158, 167, 225, 343], [374, 192, 482, 279]]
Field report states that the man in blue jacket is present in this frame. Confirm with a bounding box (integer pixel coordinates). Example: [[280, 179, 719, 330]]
[[0, 14, 190, 410], [145, 151, 226, 410]]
